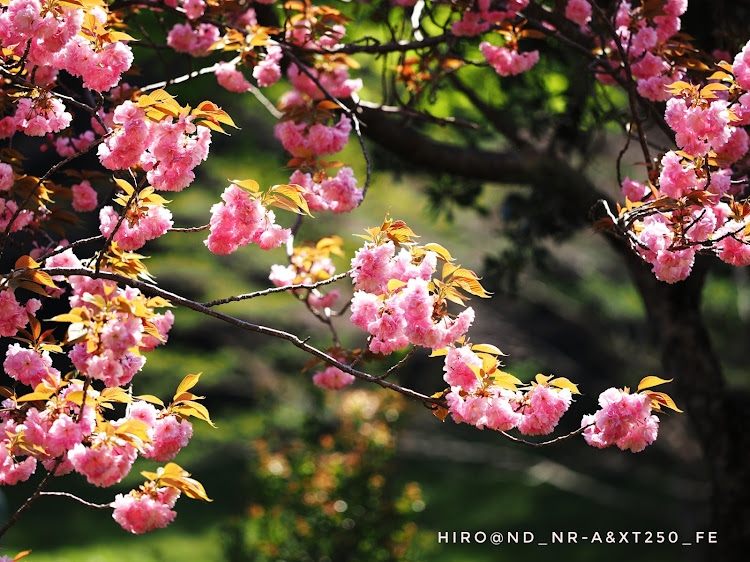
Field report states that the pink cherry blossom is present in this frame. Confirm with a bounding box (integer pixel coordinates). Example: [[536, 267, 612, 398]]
[[0, 162, 13, 191], [480, 43, 539, 76], [312, 366, 356, 390], [72, 180, 98, 212], [443, 345, 482, 391], [142, 416, 193, 461], [0, 290, 28, 337], [350, 242, 396, 294], [3, 344, 59, 388], [204, 185, 289, 254], [215, 62, 253, 93], [253, 46, 283, 87], [716, 235, 750, 266], [482, 390, 523, 431], [167, 23, 220, 57], [651, 248, 695, 284], [68, 437, 137, 487], [621, 176, 649, 201], [516, 384, 572, 435], [0, 444, 37, 485], [565, 0, 592, 26], [99, 204, 173, 251], [732, 40, 750, 90], [112, 489, 178, 534], [451, 12, 490, 37], [582, 388, 659, 452]]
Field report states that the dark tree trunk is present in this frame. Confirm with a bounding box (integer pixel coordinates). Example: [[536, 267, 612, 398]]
[[623, 249, 750, 557]]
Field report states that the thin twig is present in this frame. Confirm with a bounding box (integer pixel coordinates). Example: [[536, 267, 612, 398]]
[[499, 424, 590, 448], [0, 459, 61, 538], [376, 346, 417, 380], [35, 235, 105, 264], [202, 271, 352, 307], [38, 492, 110, 510], [168, 224, 210, 233], [39, 266, 444, 407]]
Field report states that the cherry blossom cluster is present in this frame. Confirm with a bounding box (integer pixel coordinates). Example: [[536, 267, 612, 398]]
[[581, 388, 660, 453], [439, 345, 675, 453], [443, 346, 573, 435], [112, 484, 180, 534], [99, 204, 173, 253], [0, 0, 133, 92], [564, 0, 592, 27], [0, 381, 94, 485], [0, 376, 193, 486], [480, 42, 540, 77], [99, 103, 212, 193], [273, 57, 365, 212], [168, 23, 220, 58], [350, 240, 475, 355], [620, 39, 750, 283], [453, 0, 530, 38], [204, 184, 290, 254], [560, 0, 690, 100], [290, 167, 362, 214], [275, 113, 352, 158], [313, 366, 355, 391], [42, 247, 174, 387], [0, 315, 206, 530], [447, 0, 540, 77], [0, 289, 40, 339]]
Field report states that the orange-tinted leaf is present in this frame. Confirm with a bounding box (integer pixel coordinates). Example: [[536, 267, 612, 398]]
[[471, 343, 506, 356], [645, 390, 683, 413], [549, 377, 581, 394], [535, 373, 553, 385], [135, 394, 165, 407], [386, 278, 407, 292], [174, 373, 202, 397], [423, 243, 453, 262], [230, 179, 260, 192], [115, 419, 151, 442], [16, 390, 54, 402], [637, 376, 673, 391], [492, 371, 522, 390], [174, 400, 216, 427], [15, 255, 40, 270]]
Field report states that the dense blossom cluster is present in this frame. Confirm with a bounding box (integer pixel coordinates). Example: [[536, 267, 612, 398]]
[[480, 43, 540, 77], [443, 346, 573, 435], [582, 389, 660, 453], [204, 184, 290, 254], [112, 486, 179, 534], [275, 114, 352, 158], [620, 39, 750, 282], [0, 235, 204, 527], [100, 105, 212, 193], [350, 241, 475, 354], [167, 22, 220, 57], [289, 167, 363, 214]]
